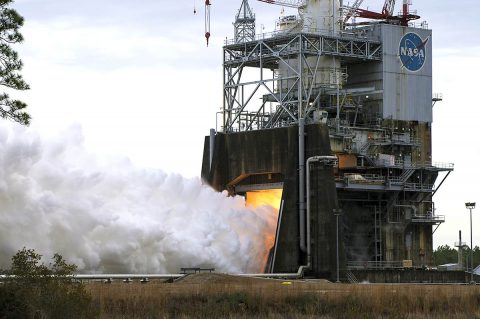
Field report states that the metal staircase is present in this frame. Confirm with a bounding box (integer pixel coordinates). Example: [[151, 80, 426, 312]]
[[359, 140, 372, 154], [399, 168, 415, 183], [346, 270, 359, 283], [390, 168, 416, 186]]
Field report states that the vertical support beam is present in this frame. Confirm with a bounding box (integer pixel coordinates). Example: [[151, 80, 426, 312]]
[[470, 207, 474, 283], [335, 56, 340, 132], [222, 48, 226, 132]]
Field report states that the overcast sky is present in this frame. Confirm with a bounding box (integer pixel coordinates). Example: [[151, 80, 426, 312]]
[[9, 0, 480, 247]]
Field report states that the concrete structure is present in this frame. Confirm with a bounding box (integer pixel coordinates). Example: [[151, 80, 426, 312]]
[[201, 0, 452, 281]]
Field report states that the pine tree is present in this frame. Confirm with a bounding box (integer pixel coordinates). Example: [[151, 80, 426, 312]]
[[432, 245, 457, 266], [0, 0, 30, 125]]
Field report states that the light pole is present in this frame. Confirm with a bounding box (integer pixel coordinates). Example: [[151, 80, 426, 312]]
[[465, 202, 476, 284], [333, 208, 342, 283]]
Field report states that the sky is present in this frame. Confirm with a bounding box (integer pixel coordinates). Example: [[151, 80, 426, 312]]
[[8, 0, 480, 248]]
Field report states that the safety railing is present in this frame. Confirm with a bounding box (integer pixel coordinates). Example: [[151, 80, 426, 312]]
[[431, 162, 454, 170], [224, 26, 380, 46], [344, 173, 384, 184], [411, 214, 445, 223], [403, 182, 435, 191], [454, 241, 467, 247], [347, 261, 404, 270], [392, 137, 421, 145], [388, 177, 402, 184], [341, 173, 436, 191], [387, 160, 454, 170], [407, 21, 429, 30], [367, 136, 421, 145]]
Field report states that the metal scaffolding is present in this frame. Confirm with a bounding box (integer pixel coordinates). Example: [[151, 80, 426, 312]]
[[221, 31, 382, 133], [212, 7, 455, 272]]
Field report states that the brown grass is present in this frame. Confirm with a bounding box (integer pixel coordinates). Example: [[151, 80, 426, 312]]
[[85, 274, 480, 319]]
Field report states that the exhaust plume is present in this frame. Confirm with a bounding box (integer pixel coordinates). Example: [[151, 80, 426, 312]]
[[0, 124, 277, 274]]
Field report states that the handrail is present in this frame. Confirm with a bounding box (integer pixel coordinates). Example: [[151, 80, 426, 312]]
[[411, 214, 445, 222], [403, 182, 435, 191], [224, 27, 381, 46], [347, 260, 404, 270]]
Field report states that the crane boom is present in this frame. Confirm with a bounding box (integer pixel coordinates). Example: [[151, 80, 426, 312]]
[[257, 0, 304, 9], [382, 0, 396, 16], [343, 0, 365, 24]]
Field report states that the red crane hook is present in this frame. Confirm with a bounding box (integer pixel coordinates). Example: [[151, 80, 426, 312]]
[[205, 32, 211, 46]]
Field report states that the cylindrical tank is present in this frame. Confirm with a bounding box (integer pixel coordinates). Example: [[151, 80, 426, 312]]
[[304, 0, 342, 89], [276, 15, 301, 94], [302, 0, 340, 34], [276, 0, 343, 97]]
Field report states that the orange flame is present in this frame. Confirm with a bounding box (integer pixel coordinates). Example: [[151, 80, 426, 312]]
[[246, 189, 283, 211], [246, 189, 283, 271]]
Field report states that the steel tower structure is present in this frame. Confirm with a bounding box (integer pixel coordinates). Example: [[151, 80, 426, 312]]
[[203, 0, 453, 281], [234, 0, 256, 44]]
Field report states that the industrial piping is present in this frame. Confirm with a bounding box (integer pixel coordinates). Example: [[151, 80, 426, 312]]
[[0, 274, 187, 283], [209, 128, 215, 169], [301, 155, 338, 275]]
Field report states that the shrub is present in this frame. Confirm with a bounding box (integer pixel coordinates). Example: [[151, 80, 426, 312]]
[[2, 248, 99, 319]]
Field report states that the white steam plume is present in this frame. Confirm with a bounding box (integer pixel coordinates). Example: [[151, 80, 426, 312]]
[[0, 124, 277, 274]]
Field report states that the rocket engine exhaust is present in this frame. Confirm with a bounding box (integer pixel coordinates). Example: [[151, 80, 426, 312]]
[[0, 124, 277, 274]]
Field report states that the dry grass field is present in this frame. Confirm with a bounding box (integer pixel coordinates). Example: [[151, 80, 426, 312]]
[[86, 274, 480, 319]]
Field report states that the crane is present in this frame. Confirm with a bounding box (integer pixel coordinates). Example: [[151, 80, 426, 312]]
[[258, 0, 414, 27], [201, 0, 416, 46], [350, 0, 419, 26]]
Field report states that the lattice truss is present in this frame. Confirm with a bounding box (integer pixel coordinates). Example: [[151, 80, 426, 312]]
[[234, 0, 256, 44], [221, 33, 382, 133]]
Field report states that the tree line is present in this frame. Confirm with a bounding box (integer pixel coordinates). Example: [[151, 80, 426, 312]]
[[433, 245, 480, 269]]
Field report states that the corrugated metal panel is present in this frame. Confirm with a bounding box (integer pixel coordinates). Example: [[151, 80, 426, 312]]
[[381, 25, 433, 123]]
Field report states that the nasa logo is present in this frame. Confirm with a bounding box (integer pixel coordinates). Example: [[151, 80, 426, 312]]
[[398, 32, 429, 72]]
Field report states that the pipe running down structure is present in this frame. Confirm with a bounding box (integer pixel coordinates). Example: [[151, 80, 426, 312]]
[[301, 156, 338, 274]]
